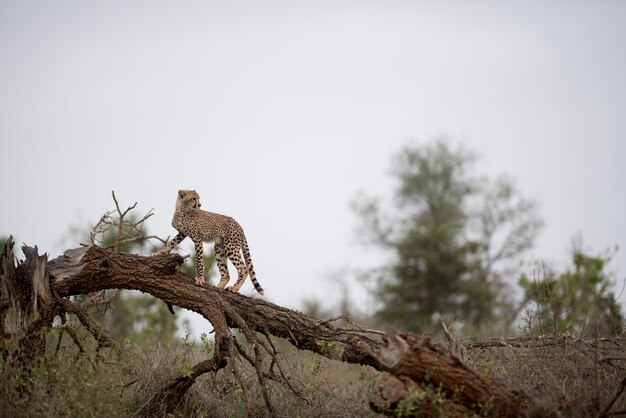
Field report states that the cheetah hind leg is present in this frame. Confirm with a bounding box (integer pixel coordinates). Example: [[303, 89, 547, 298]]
[[226, 250, 248, 293]]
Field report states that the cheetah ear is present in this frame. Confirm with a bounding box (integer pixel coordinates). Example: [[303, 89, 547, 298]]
[[178, 190, 186, 198]]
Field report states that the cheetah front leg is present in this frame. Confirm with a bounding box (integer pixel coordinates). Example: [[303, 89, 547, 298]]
[[214, 240, 231, 289], [193, 239, 205, 286], [154, 232, 186, 255]]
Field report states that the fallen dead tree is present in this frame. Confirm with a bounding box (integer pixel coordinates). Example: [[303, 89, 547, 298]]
[[5, 193, 623, 417], [1, 237, 567, 417]]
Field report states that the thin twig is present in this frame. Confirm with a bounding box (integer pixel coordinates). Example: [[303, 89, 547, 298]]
[[342, 316, 386, 336], [53, 317, 67, 357], [233, 336, 255, 364], [90, 191, 167, 252], [227, 337, 251, 416], [317, 314, 349, 326], [64, 323, 84, 355], [56, 296, 122, 355], [441, 319, 466, 361], [253, 343, 276, 416], [262, 332, 312, 403], [597, 377, 626, 418]]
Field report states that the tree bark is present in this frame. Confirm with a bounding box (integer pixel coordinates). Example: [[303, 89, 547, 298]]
[[370, 332, 554, 417], [2, 242, 555, 417], [47, 245, 384, 368], [47, 245, 384, 415]]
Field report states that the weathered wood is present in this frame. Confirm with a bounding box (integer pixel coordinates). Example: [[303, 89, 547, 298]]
[[372, 332, 551, 417], [0, 236, 17, 337], [49, 245, 385, 369], [369, 374, 474, 417], [1, 239, 58, 364], [22, 245, 50, 313], [3, 242, 558, 417], [47, 246, 90, 280], [46, 245, 387, 415]]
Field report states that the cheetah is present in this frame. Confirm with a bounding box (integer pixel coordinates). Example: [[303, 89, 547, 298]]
[[154, 190, 265, 295]]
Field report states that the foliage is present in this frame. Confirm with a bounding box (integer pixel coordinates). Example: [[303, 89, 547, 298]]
[[354, 140, 542, 333], [519, 247, 624, 336], [396, 388, 424, 416]]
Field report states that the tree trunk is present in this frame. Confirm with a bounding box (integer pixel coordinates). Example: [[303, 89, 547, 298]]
[[2, 242, 554, 417], [370, 332, 554, 417], [47, 245, 384, 367]]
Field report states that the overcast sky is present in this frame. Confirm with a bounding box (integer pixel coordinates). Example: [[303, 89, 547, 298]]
[[1, 1, 625, 333]]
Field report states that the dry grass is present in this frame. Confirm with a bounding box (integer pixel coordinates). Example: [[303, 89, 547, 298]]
[[2, 328, 624, 417], [1, 330, 383, 418], [466, 335, 626, 417], [122, 336, 384, 417]]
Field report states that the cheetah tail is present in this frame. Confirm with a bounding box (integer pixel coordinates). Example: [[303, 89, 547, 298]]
[[242, 237, 265, 296]]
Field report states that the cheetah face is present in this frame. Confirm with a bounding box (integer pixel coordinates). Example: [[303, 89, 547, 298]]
[[177, 190, 202, 211]]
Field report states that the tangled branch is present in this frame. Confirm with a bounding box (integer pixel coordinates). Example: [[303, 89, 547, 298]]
[[90, 190, 167, 251]]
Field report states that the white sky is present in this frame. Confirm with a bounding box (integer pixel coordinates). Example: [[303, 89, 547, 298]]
[[1, 1, 625, 333]]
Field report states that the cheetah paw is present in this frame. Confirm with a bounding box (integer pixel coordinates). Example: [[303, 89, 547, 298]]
[[195, 277, 204, 286], [225, 286, 238, 293]]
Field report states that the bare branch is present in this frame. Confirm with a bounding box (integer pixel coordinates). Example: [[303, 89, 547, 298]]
[[227, 337, 251, 416], [55, 295, 122, 355]]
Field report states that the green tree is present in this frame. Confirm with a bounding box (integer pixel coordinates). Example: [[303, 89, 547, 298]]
[[519, 246, 624, 336], [467, 176, 544, 328], [354, 140, 542, 333]]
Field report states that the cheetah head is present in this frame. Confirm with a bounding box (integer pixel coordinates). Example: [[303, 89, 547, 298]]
[[176, 189, 201, 211]]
